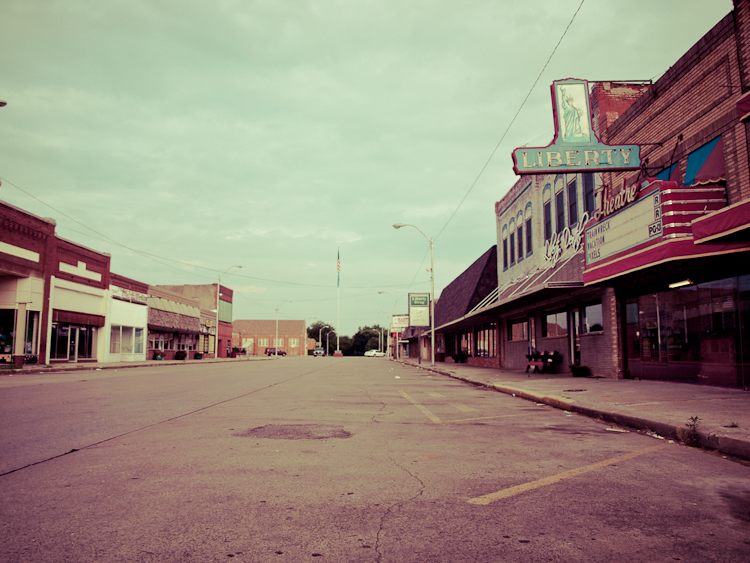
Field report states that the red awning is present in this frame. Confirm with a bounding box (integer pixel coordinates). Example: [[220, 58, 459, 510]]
[[692, 199, 750, 244], [684, 136, 725, 187], [738, 91, 750, 122]]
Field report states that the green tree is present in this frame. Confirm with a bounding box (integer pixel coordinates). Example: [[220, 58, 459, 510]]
[[351, 325, 385, 356], [307, 321, 336, 355]]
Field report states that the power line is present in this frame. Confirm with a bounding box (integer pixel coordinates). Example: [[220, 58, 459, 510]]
[[1, 175, 412, 291], [434, 0, 586, 242]]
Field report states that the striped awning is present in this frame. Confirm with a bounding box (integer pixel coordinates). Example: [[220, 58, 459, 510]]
[[684, 136, 725, 187]]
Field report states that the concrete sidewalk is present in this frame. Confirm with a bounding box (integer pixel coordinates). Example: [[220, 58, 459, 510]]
[[398, 358, 750, 462], [5, 355, 271, 375]]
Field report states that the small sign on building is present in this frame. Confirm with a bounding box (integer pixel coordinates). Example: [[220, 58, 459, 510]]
[[392, 314, 409, 330], [408, 293, 430, 327]]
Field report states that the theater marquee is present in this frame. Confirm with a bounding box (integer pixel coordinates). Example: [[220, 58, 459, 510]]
[[512, 78, 641, 175]]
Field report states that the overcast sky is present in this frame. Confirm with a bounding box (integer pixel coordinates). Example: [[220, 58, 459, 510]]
[[0, 0, 733, 337]]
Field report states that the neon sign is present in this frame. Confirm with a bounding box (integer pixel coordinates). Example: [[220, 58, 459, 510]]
[[513, 79, 641, 175]]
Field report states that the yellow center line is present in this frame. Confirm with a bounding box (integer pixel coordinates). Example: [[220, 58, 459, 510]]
[[399, 390, 442, 424], [467, 444, 667, 505]]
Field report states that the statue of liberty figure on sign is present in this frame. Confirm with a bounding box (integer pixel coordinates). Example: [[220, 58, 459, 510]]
[[561, 86, 588, 141], [561, 87, 583, 139]]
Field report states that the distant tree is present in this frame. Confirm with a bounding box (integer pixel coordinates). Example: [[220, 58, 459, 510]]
[[339, 336, 353, 356], [351, 325, 384, 356], [308, 320, 336, 353]]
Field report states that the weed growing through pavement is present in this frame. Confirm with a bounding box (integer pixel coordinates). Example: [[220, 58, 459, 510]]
[[685, 415, 702, 446]]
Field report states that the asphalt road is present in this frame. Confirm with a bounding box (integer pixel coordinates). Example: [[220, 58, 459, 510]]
[[1, 357, 749, 562]]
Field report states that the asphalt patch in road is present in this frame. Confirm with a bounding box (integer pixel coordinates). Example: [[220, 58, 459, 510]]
[[234, 424, 352, 440]]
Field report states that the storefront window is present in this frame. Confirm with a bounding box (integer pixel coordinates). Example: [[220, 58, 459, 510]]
[[77, 326, 93, 359], [543, 311, 568, 338], [509, 319, 528, 341], [122, 327, 133, 353], [475, 322, 496, 357], [52, 323, 68, 359], [458, 329, 472, 355], [25, 311, 40, 355], [583, 303, 603, 332], [445, 333, 457, 357], [51, 323, 94, 360], [134, 328, 144, 354], [0, 310, 14, 355], [626, 276, 750, 386], [110, 325, 121, 354]]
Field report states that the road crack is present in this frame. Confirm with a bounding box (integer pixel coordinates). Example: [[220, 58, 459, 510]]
[[373, 441, 426, 562]]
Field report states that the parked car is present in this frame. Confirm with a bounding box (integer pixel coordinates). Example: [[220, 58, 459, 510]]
[[364, 350, 386, 357], [313, 347, 326, 357], [265, 348, 287, 356]]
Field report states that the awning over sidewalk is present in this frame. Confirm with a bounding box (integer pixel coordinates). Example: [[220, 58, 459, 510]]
[[692, 199, 750, 244], [433, 253, 584, 333]]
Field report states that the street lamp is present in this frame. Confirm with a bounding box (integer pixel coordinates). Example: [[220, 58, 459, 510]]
[[378, 311, 390, 353], [378, 291, 400, 360], [216, 265, 242, 358], [275, 301, 291, 357], [393, 223, 435, 366]]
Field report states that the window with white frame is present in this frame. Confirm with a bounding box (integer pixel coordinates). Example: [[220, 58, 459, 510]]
[[110, 325, 121, 354]]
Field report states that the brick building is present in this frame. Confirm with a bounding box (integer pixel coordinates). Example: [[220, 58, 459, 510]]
[[156, 284, 235, 358], [428, 0, 750, 386], [233, 319, 307, 356], [580, 3, 750, 386], [0, 201, 56, 365]]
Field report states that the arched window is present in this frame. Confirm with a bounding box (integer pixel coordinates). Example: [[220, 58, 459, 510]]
[[502, 225, 509, 270], [508, 218, 516, 266], [516, 210, 524, 262], [554, 175, 565, 233], [543, 185, 552, 242], [524, 201, 533, 256]]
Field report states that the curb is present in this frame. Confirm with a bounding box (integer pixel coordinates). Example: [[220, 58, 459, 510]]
[[13, 356, 271, 376], [400, 361, 750, 461]]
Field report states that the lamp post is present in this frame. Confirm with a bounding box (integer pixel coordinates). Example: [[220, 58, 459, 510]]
[[378, 292, 400, 360], [275, 301, 291, 357], [216, 265, 242, 358], [378, 311, 390, 354], [393, 223, 435, 366]]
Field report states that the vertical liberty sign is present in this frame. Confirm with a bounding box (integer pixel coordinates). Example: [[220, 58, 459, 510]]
[[512, 79, 641, 175]]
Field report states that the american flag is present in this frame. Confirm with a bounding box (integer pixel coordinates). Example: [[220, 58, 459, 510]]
[[337, 249, 340, 287]]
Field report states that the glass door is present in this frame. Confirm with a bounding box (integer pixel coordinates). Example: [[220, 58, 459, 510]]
[[570, 308, 581, 364], [68, 327, 78, 362]]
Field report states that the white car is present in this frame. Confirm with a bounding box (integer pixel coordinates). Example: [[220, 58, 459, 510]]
[[364, 350, 385, 357]]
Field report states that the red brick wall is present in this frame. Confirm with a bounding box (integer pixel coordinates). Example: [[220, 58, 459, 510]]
[[56, 238, 111, 290], [591, 82, 650, 136], [599, 13, 747, 203]]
